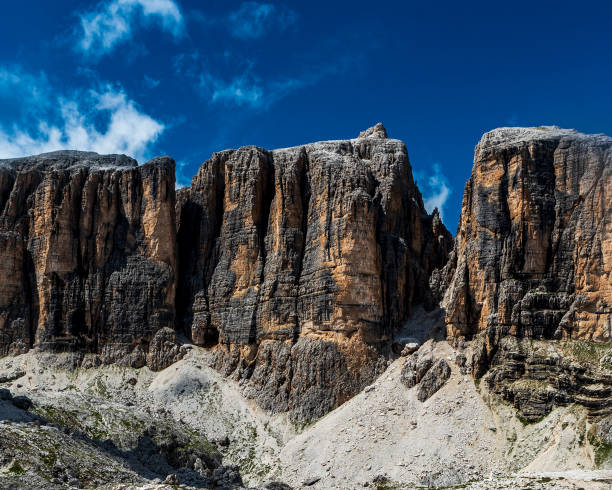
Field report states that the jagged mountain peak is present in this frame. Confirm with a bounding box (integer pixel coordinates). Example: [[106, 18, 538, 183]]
[[358, 122, 388, 139]]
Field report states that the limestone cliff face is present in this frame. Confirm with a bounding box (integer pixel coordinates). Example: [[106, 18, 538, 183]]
[[0, 151, 180, 368], [176, 124, 452, 420], [440, 127, 611, 343], [437, 127, 612, 420]]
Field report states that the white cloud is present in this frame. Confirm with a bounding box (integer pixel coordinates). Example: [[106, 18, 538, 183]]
[[78, 0, 183, 56], [199, 72, 263, 107], [228, 2, 297, 39], [0, 68, 164, 162], [420, 163, 452, 221], [196, 71, 313, 109]]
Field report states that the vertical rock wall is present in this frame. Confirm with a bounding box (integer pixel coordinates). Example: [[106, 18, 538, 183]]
[[2, 124, 608, 422], [0, 151, 179, 367], [440, 127, 611, 343], [435, 127, 612, 420], [177, 124, 452, 420]]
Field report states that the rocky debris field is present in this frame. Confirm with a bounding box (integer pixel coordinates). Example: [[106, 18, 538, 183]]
[[1, 340, 610, 489], [0, 347, 293, 489]]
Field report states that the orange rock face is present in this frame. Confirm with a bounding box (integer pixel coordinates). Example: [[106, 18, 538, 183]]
[[0, 151, 179, 367], [176, 125, 452, 420], [440, 127, 611, 343], [431, 127, 612, 421]]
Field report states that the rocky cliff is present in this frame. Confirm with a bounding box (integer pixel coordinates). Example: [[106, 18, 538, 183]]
[[0, 151, 181, 369], [2, 124, 609, 425], [176, 123, 452, 420], [435, 126, 612, 421], [0, 126, 452, 420]]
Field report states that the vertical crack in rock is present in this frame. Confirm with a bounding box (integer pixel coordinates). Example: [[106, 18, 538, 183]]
[[176, 153, 227, 348], [294, 147, 311, 343], [253, 152, 275, 345]]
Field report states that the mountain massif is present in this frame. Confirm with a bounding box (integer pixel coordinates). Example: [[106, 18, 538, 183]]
[[0, 125, 610, 426], [0, 124, 611, 489], [0, 124, 454, 421], [0, 152, 180, 370]]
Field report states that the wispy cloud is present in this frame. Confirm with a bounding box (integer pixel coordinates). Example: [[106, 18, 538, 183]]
[[78, 0, 183, 57], [418, 163, 452, 220], [174, 51, 352, 110], [227, 2, 297, 39], [0, 67, 164, 162], [0, 68, 51, 110], [198, 70, 318, 109], [204, 74, 264, 107]]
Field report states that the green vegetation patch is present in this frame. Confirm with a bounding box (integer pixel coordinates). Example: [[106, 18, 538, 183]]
[[8, 462, 26, 475], [588, 429, 612, 467], [34, 405, 80, 429], [560, 341, 612, 366], [517, 414, 542, 426], [374, 480, 405, 490]]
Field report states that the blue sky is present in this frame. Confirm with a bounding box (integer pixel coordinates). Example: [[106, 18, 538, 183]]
[[1, 1, 611, 232]]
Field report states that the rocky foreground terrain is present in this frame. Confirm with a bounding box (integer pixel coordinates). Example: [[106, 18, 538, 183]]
[[0, 340, 610, 489], [0, 124, 611, 488]]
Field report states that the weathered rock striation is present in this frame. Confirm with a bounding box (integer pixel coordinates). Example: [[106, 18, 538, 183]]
[[0, 151, 180, 368], [176, 124, 452, 420], [439, 126, 611, 343], [436, 126, 612, 419]]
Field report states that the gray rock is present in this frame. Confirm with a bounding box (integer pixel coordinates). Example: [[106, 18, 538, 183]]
[[163, 473, 180, 485], [416, 359, 451, 401], [261, 482, 293, 490], [302, 476, 321, 486], [358, 123, 388, 139], [212, 465, 243, 489], [0, 370, 25, 383], [401, 354, 434, 388]]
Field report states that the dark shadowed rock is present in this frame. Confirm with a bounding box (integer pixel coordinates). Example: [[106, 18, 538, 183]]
[[11, 394, 32, 410], [416, 359, 451, 401], [212, 465, 243, 489]]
